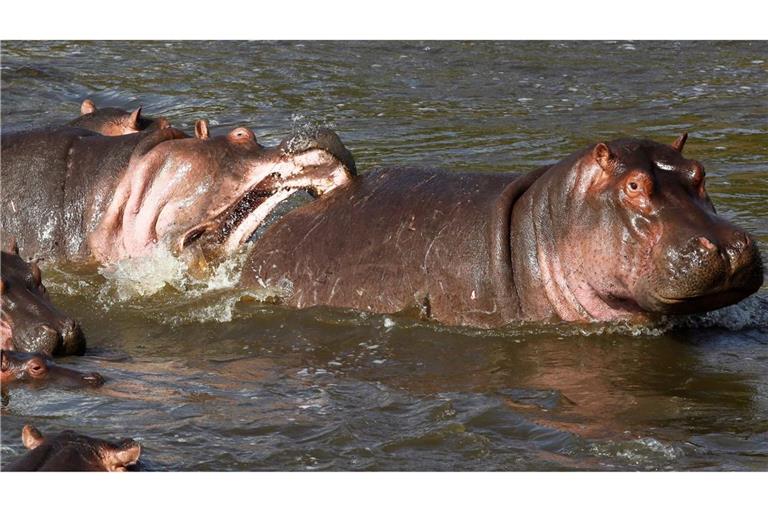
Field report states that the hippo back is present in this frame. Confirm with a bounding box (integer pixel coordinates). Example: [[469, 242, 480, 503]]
[[243, 167, 526, 326]]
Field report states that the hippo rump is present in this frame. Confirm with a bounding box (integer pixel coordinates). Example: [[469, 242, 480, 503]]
[[1, 123, 356, 267], [1, 244, 86, 355], [241, 135, 764, 327], [3, 425, 141, 471], [68, 98, 160, 136]]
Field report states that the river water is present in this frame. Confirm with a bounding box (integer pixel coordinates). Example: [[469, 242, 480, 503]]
[[1, 41, 766, 471]]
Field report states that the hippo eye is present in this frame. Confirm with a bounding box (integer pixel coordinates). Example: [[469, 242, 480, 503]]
[[629, 182, 639, 191]]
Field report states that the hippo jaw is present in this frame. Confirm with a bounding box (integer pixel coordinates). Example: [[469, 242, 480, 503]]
[[178, 131, 356, 260]]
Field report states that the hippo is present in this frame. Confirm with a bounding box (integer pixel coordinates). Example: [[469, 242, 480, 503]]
[[67, 98, 159, 136], [1, 349, 104, 388], [241, 134, 764, 328], [1, 243, 86, 355], [3, 425, 141, 471], [1, 123, 356, 267]]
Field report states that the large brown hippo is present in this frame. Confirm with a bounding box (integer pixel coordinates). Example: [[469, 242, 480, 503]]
[[67, 98, 159, 136], [1, 349, 104, 388], [3, 425, 141, 471], [0, 124, 356, 266], [1, 243, 86, 355], [241, 134, 764, 328]]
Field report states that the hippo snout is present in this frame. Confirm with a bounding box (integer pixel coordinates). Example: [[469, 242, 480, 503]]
[[642, 228, 763, 314]]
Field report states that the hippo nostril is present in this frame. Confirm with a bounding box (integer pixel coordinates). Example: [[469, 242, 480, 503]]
[[698, 237, 717, 252]]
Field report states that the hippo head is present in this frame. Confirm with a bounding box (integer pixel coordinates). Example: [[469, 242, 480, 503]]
[[69, 99, 158, 136], [0, 350, 104, 387], [12, 425, 141, 471], [89, 122, 356, 265], [516, 134, 763, 321], [0, 242, 86, 355]]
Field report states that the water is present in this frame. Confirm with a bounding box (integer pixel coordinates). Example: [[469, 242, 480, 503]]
[[1, 41, 767, 471]]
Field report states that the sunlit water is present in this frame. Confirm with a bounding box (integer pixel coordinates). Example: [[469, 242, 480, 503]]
[[1, 41, 766, 471]]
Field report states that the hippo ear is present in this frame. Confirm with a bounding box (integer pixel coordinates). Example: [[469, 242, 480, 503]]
[[593, 142, 615, 171], [195, 119, 210, 140], [128, 107, 143, 130], [21, 425, 45, 450], [103, 440, 141, 471], [80, 99, 96, 115], [227, 126, 256, 143], [671, 132, 688, 153]]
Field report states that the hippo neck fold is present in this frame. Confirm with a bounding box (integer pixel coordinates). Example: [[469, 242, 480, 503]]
[[507, 152, 634, 322]]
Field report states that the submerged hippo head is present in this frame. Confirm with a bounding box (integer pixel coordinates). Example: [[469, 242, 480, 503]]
[[514, 134, 764, 321], [0, 350, 104, 388], [68, 98, 160, 136], [89, 122, 356, 265], [5, 425, 141, 471], [0, 242, 86, 355]]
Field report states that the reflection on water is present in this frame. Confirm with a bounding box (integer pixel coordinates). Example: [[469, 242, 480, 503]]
[[1, 41, 767, 471]]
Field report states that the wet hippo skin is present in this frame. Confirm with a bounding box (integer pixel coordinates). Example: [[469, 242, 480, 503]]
[[1, 350, 104, 388], [1, 245, 86, 355], [242, 135, 764, 328], [67, 98, 161, 136], [4, 425, 140, 471], [1, 123, 356, 266]]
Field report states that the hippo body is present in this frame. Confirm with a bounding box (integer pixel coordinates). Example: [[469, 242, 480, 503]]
[[242, 137, 763, 327], [1, 124, 355, 266], [67, 99, 158, 136], [245, 167, 534, 326], [4, 425, 140, 471], [0, 127, 184, 260]]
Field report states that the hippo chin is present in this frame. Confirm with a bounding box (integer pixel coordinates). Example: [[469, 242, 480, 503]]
[[1, 123, 356, 267], [241, 134, 764, 327], [1, 243, 86, 355], [4, 425, 140, 471], [68, 99, 160, 136], [1, 350, 104, 388]]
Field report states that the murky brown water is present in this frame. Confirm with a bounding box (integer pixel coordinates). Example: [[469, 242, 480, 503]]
[[1, 41, 767, 470]]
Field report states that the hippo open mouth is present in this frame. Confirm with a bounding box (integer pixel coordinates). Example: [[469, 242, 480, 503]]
[[178, 127, 356, 258]]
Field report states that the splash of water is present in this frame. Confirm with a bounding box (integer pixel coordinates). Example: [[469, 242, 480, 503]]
[[98, 244, 189, 301]]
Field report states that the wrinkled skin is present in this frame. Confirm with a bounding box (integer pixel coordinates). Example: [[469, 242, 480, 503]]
[[67, 98, 160, 136], [1, 246, 86, 355], [1, 349, 104, 388], [1, 124, 356, 267], [3, 425, 140, 471], [242, 135, 763, 327]]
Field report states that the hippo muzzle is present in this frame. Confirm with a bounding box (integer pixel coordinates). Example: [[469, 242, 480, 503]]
[[638, 222, 763, 314], [1, 246, 86, 355]]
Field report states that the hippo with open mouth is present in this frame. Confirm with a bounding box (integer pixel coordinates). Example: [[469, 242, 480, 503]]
[[241, 134, 764, 327], [0, 122, 356, 267], [1, 243, 86, 355]]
